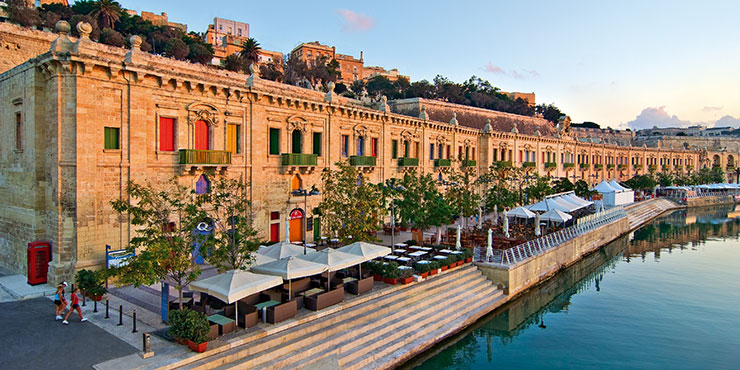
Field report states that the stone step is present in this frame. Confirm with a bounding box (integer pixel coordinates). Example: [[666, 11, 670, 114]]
[[209, 268, 489, 370], [338, 284, 502, 369], [345, 287, 506, 370], [181, 266, 480, 370]]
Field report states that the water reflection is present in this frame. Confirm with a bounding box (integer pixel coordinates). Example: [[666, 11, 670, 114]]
[[405, 204, 740, 370]]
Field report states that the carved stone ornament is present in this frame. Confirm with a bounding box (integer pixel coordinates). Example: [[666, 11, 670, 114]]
[[419, 105, 429, 120], [187, 103, 220, 126], [354, 124, 368, 137], [400, 130, 414, 141], [483, 119, 492, 133], [287, 115, 308, 132], [449, 112, 458, 126]]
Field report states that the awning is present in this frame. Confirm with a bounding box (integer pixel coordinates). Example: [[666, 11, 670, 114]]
[[539, 209, 573, 223], [297, 248, 365, 272], [592, 180, 618, 193], [250, 255, 327, 280], [257, 241, 315, 259], [609, 180, 630, 191], [337, 242, 392, 261], [190, 270, 283, 304], [507, 206, 537, 219]]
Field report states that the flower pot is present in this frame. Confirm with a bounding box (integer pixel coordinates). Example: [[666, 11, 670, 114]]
[[176, 338, 188, 345], [429, 269, 437, 276], [373, 274, 383, 282], [441, 265, 448, 271], [188, 339, 207, 353], [90, 294, 103, 302], [383, 277, 398, 285], [420, 272, 429, 279], [400, 276, 414, 285], [465, 257, 472, 263], [456, 261, 463, 267]]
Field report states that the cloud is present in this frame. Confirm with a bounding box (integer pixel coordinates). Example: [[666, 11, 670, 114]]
[[703, 105, 724, 112], [482, 62, 539, 79], [337, 9, 375, 32], [625, 106, 740, 130]]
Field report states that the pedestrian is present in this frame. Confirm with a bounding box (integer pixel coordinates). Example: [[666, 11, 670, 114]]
[[54, 283, 67, 320], [62, 288, 87, 324]]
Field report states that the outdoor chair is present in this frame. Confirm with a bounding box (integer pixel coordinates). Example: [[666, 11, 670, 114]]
[[266, 299, 298, 324], [346, 276, 373, 295], [236, 302, 259, 329], [223, 304, 235, 317], [304, 286, 345, 311], [206, 323, 219, 340]]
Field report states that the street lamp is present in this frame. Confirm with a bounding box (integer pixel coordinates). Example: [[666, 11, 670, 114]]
[[290, 186, 320, 255], [383, 183, 405, 252]]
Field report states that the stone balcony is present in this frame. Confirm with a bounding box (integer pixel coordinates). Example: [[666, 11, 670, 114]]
[[461, 159, 477, 168], [434, 158, 452, 167], [397, 157, 419, 167], [178, 149, 231, 173], [281, 153, 318, 174]]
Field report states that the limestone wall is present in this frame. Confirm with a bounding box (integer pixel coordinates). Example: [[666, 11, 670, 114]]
[[477, 217, 629, 296], [0, 23, 57, 75]]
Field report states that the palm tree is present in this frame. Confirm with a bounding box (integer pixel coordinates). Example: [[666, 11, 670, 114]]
[[239, 38, 261, 71], [92, 0, 122, 29]]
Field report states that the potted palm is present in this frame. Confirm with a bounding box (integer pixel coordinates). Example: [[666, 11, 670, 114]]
[[185, 310, 211, 353], [382, 262, 400, 285], [168, 309, 190, 345], [428, 261, 439, 276]]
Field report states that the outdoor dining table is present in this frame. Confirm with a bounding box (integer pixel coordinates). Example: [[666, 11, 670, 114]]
[[394, 243, 408, 248], [408, 251, 428, 258], [416, 260, 432, 265], [208, 313, 236, 335], [419, 247, 433, 251], [408, 246, 423, 251], [254, 300, 281, 322], [433, 255, 448, 261], [383, 255, 399, 260], [305, 243, 317, 248], [302, 288, 324, 298], [396, 256, 412, 265], [450, 251, 463, 255], [393, 249, 406, 255], [439, 249, 454, 254], [398, 266, 413, 271]]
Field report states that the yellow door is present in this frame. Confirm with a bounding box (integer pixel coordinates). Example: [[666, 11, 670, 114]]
[[290, 218, 303, 242]]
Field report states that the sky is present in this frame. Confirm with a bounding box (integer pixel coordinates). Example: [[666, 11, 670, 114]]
[[114, 0, 740, 130]]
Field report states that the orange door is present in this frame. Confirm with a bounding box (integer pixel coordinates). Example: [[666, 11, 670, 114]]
[[195, 120, 209, 150], [289, 218, 303, 242]]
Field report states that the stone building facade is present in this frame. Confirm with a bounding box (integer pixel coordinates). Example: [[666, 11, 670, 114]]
[[0, 23, 736, 284]]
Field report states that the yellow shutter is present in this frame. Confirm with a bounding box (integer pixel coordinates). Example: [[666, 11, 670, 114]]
[[227, 124, 237, 153]]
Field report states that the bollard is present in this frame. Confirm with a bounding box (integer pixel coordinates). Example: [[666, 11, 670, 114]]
[[94, 299, 98, 313], [132, 310, 137, 333], [82, 291, 86, 307], [142, 332, 150, 353], [117, 305, 123, 326], [105, 298, 110, 319]]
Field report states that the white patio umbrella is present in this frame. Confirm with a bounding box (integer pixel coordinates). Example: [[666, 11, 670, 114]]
[[251, 256, 328, 298], [507, 206, 536, 219], [257, 241, 314, 259], [285, 219, 290, 243], [190, 270, 283, 327], [535, 213, 541, 237], [540, 209, 573, 224], [338, 241, 392, 278], [486, 228, 493, 261], [252, 253, 277, 266], [478, 206, 482, 229], [455, 225, 462, 250], [493, 205, 499, 226], [298, 248, 365, 290], [503, 210, 510, 238]]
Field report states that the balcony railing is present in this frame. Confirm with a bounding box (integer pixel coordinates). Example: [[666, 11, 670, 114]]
[[349, 155, 376, 166], [662, 165, 671, 172], [675, 165, 683, 171], [545, 162, 557, 169], [607, 164, 615, 169], [563, 162, 575, 169], [461, 159, 477, 167], [633, 164, 643, 170], [580, 163, 590, 170], [179, 149, 231, 165], [434, 158, 452, 167], [495, 161, 512, 168], [594, 163, 604, 170], [649, 164, 658, 172], [398, 157, 419, 167], [727, 164, 736, 170], [281, 153, 318, 166], [522, 161, 536, 168]]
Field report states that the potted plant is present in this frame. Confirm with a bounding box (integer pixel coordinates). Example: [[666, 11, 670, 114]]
[[382, 262, 399, 285], [367, 261, 383, 281], [463, 248, 473, 263], [428, 261, 439, 276], [168, 308, 191, 345], [399, 267, 414, 285], [185, 310, 211, 353], [413, 262, 430, 279], [440, 257, 449, 271], [76, 269, 107, 301]]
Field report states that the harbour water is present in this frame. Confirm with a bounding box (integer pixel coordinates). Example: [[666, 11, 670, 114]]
[[405, 206, 740, 369]]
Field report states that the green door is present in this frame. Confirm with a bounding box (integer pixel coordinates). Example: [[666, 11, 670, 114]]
[[313, 217, 321, 240]]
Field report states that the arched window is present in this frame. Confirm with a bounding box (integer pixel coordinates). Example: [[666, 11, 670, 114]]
[[195, 174, 210, 194], [291, 130, 302, 154]]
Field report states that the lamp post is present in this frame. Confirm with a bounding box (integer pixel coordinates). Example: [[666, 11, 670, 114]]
[[384, 183, 405, 252], [290, 186, 320, 255]]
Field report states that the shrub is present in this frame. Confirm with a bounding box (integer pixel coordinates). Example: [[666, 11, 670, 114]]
[[398, 267, 414, 279], [404, 239, 418, 246], [366, 261, 384, 276], [168, 308, 191, 340], [75, 269, 107, 296], [462, 248, 474, 259], [382, 261, 399, 279], [184, 310, 210, 344], [99, 28, 125, 47], [413, 262, 431, 274]]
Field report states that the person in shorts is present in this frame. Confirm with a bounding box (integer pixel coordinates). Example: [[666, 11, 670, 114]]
[[63, 287, 87, 324], [54, 283, 67, 320]]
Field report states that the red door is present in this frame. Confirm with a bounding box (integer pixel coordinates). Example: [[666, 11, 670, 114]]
[[270, 223, 279, 242], [195, 120, 209, 150]]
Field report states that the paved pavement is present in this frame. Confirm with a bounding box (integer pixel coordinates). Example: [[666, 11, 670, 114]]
[[0, 297, 138, 370]]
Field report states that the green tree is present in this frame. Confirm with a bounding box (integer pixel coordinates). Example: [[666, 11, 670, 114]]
[[657, 172, 674, 187], [199, 177, 260, 272], [5, 0, 41, 27], [164, 38, 189, 60], [223, 54, 245, 72], [624, 175, 657, 192], [110, 179, 204, 309], [259, 59, 284, 82], [525, 174, 554, 201], [314, 161, 385, 243], [239, 38, 261, 71], [98, 28, 125, 47], [91, 0, 122, 29], [446, 170, 480, 226], [574, 180, 595, 198], [552, 177, 575, 193], [535, 103, 565, 124], [187, 43, 213, 65]]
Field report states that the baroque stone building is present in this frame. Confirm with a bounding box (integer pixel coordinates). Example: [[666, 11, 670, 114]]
[[0, 22, 736, 284]]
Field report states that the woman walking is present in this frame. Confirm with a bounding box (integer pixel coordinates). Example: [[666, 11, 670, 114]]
[[53, 283, 67, 320], [62, 288, 87, 324]]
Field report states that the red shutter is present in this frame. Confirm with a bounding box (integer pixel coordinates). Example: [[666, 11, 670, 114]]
[[195, 120, 209, 150], [159, 117, 175, 151], [371, 138, 377, 157]]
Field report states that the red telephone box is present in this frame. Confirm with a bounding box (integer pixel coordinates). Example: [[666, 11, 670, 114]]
[[27, 241, 51, 285]]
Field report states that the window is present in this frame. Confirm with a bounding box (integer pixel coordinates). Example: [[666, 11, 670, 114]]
[[269, 128, 280, 155], [104, 127, 120, 150], [341, 135, 349, 157], [465, 147, 470, 160], [446, 145, 451, 159], [438, 144, 443, 159], [291, 130, 302, 154], [15, 112, 22, 151], [313, 132, 322, 156], [493, 149, 498, 161], [227, 123, 241, 154], [429, 144, 434, 160], [159, 117, 175, 151], [391, 140, 398, 159], [371, 138, 378, 157], [356, 136, 364, 156], [459, 147, 463, 160], [414, 142, 419, 158], [270, 211, 280, 220]]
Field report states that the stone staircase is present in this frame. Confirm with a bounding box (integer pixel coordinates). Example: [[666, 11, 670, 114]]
[[175, 265, 504, 370], [625, 198, 677, 230]]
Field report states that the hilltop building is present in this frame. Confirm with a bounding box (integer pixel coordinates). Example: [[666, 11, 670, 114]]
[[204, 17, 282, 68], [290, 41, 409, 83], [123, 10, 187, 32]]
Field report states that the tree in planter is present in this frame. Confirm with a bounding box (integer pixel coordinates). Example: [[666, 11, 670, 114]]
[[184, 309, 211, 348], [389, 172, 454, 241], [168, 308, 191, 343], [75, 269, 107, 299], [110, 179, 204, 310], [445, 170, 481, 228], [199, 177, 261, 272], [315, 161, 385, 243]]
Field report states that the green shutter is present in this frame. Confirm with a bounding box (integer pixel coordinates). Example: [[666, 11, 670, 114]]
[[313, 132, 322, 156], [104, 127, 119, 150], [392, 140, 398, 159], [313, 217, 321, 240], [269, 128, 279, 155]]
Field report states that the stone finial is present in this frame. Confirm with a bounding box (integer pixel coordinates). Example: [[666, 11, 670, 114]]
[[324, 81, 337, 103], [246, 63, 260, 87], [535, 129, 541, 137], [450, 112, 458, 126], [377, 95, 390, 112], [124, 35, 146, 64], [483, 119, 492, 133], [419, 105, 429, 120], [129, 35, 142, 50], [511, 122, 519, 134], [50, 20, 73, 53], [77, 22, 92, 39]]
